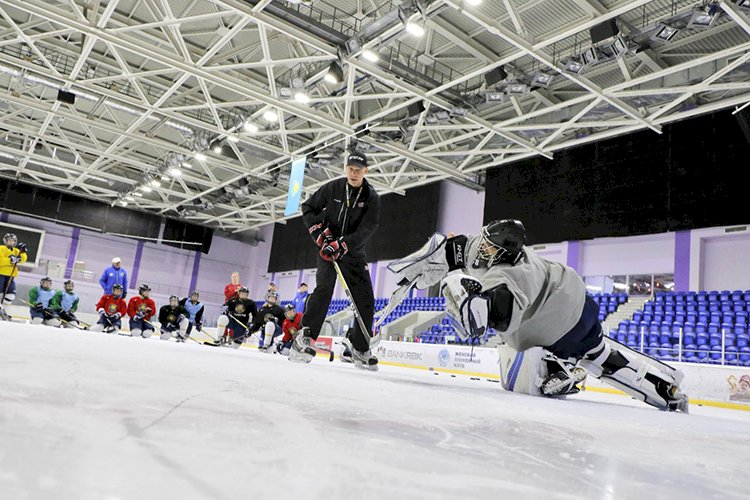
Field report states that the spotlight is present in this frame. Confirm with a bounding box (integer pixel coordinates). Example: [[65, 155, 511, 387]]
[[687, 5, 719, 29], [150, 179, 160, 187], [294, 91, 311, 104], [505, 82, 530, 95], [531, 71, 554, 88], [485, 92, 505, 102], [609, 36, 629, 58], [581, 47, 598, 66], [263, 110, 279, 122], [406, 20, 425, 37], [125, 196, 134, 201], [181, 162, 192, 168], [324, 62, 344, 84], [652, 24, 679, 42], [213, 145, 222, 154], [362, 50, 379, 62], [195, 153, 207, 161], [142, 186, 153, 192], [134, 192, 143, 197], [228, 135, 240, 142], [120, 201, 128, 206], [244, 122, 259, 133], [278, 87, 292, 99], [161, 175, 170, 182], [465, 0, 482, 5], [564, 58, 583, 74], [169, 168, 182, 177]]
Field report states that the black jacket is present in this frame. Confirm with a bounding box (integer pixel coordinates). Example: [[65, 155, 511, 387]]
[[251, 303, 285, 332], [158, 304, 188, 326], [301, 177, 380, 260], [225, 297, 258, 325]]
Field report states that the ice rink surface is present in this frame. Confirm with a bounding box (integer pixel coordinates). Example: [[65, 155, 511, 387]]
[[1, 323, 749, 500]]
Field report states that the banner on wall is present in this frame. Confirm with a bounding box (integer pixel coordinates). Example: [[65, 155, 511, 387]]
[[284, 156, 306, 216]]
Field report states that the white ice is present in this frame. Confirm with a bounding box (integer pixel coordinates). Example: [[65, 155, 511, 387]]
[[1, 322, 749, 500]]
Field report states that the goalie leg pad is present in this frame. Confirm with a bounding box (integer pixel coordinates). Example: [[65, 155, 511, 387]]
[[497, 345, 546, 396], [580, 338, 688, 412]]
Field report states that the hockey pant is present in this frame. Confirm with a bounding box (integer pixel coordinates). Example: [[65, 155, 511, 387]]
[[58, 310, 80, 328], [0, 275, 16, 307], [259, 322, 282, 348], [30, 307, 61, 327], [217, 315, 249, 345], [302, 254, 374, 353], [160, 318, 189, 340], [129, 318, 155, 338], [90, 316, 122, 333]]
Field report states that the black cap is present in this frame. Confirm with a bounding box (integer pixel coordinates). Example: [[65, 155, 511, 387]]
[[346, 152, 368, 168], [300, 282, 308, 287]]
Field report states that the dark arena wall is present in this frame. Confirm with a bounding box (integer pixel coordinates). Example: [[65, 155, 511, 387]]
[[484, 109, 750, 245]]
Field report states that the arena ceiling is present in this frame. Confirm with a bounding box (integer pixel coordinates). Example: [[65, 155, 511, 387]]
[[0, 0, 749, 232]]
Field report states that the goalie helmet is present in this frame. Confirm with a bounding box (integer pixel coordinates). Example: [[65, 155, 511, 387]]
[[476, 219, 527, 267]]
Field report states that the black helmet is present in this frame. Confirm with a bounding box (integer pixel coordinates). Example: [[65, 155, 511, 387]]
[[63, 279, 74, 291], [40, 276, 52, 286], [3, 233, 16, 246], [190, 290, 199, 298], [112, 284, 123, 296], [238, 286, 249, 295], [285, 303, 295, 311], [139, 283, 151, 293], [477, 219, 527, 266]]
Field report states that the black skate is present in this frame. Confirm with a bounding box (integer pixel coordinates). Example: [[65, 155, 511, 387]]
[[541, 366, 587, 396], [288, 328, 316, 363], [0, 307, 12, 321], [342, 338, 378, 371]]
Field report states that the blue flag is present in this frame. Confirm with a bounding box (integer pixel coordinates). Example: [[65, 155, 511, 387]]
[[284, 156, 306, 216]]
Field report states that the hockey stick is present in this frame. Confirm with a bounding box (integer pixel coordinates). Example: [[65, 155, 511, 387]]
[[203, 313, 254, 346], [332, 260, 371, 340], [0, 261, 18, 320]]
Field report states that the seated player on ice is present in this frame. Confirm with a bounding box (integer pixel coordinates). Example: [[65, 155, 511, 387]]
[[179, 291, 204, 338], [158, 295, 190, 341], [128, 284, 157, 338], [50, 279, 81, 329], [90, 283, 127, 334], [28, 276, 61, 327], [388, 220, 688, 412], [278, 303, 302, 355], [253, 291, 285, 352], [216, 286, 257, 348]]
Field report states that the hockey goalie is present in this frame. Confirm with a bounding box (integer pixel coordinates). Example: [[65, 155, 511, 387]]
[[384, 219, 688, 412]]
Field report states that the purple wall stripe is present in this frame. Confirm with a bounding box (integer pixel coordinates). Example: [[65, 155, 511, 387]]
[[130, 241, 144, 290], [674, 231, 691, 292], [297, 270, 304, 287], [64, 227, 80, 279], [0, 211, 8, 222], [566, 240, 581, 272], [189, 250, 201, 293], [369, 261, 378, 287]]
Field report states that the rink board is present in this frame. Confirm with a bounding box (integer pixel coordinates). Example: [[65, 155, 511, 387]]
[[336, 337, 750, 410]]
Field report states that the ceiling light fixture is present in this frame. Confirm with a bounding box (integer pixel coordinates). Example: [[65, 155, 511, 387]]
[[169, 168, 182, 177], [324, 62, 345, 84], [362, 50, 379, 62], [294, 91, 311, 104], [263, 110, 279, 122], [195, 153, 207, 161], [244, 122, 259, 133]]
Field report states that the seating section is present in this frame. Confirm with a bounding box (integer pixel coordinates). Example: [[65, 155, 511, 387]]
[[611, 290, 750, 366], [590, 292, 628, 322]]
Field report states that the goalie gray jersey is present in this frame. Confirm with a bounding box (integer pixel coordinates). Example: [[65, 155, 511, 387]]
[[463, 236, 586, 351]]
